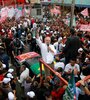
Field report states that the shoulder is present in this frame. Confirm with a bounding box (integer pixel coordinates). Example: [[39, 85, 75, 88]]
[[54, 42, 58, 45], [75, 64, 79, 67], [65, 63, 71, 67]]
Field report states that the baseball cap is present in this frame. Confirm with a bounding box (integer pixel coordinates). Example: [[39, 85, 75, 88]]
[[8, 92, 14, 100], [8, 68, 14, 73], [7, 73, 13, 79], [3, 78, 11, 84], [27, 91, 35, 98]]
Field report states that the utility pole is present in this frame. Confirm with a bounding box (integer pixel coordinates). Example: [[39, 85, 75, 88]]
[[61, 0, 64, 16], [70, 0, 75, 28]]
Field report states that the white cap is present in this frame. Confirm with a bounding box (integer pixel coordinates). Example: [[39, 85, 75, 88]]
[[8, 69, 14, 73], [8, 92, 14, 100], [7, 73, 13, 79], [46, 27, 49, 30], [46, 32, 49, 35], [78, 48, 83, 53], [54, 62, 65, 70], [3, 78, 11, 84], [2, 29, 5, 33], [27, 91, 35, 98], [41, 30, 44, 34], [50, 31, 53, 33], [22, 32, 25, 35], [2, 64, 6, 68]]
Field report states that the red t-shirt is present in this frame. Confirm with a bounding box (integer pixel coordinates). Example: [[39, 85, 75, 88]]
[[51, 87, 65, 100], [0, 75, 4, 81]]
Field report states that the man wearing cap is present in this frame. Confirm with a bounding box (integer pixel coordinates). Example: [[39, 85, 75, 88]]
[[0, 78, 13, 99]]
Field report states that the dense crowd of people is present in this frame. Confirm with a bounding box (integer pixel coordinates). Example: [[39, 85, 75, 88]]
[[0, 7, 90, 100]]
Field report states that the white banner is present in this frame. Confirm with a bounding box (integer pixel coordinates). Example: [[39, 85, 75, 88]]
[[1, 7, 8, 18], [8, 7, 15, 18]]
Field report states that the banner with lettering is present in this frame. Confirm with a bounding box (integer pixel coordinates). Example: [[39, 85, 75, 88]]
[[79, 24, 90, 32]]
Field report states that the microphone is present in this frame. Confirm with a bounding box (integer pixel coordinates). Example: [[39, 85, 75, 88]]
[[47, 44, 49, 52]]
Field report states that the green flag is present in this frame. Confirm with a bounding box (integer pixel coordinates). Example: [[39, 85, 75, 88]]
[[63, 71, 76, 100]]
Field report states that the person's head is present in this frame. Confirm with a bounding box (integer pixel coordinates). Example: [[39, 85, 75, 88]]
[[27, 33, 32, 39], [70, 28, 76, 36], [45, 37, 51, 45], [26, 76, 32, 83], [33, 81, 38, 88], [44, 91, 52, 100], [20, 65, 26, 72], [0, 61, 3, 70], [70, 59, 76, 66]]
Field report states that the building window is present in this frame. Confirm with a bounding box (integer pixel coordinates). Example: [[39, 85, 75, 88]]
[[37, 9, 41, 15]]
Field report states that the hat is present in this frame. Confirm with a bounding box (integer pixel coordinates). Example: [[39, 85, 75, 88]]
[[41, 30, 44, 34], [2, 64, 6, 68], [3, 78, 11, 84], [27, 91, 35, 98], [78, 48, 83, 53], [46, 27, 49, 30], [7, 73, 13, 79], [22, 32, 25, 35], [8, 69, 14, 73], [8, 92, 14, 100]]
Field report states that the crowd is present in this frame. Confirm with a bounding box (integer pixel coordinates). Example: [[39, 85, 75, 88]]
[[0, 8, 90, 100]]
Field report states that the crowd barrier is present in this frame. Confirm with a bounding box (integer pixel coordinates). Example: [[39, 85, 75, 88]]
[[39, 58, 90, 87]]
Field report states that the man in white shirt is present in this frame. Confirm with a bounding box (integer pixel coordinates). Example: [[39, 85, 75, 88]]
[[54, 37, 65, 53], [64, 59, 80, 82], [23, 20, 28, 28], [18, 65, 29, 84], [36, 34, 56, 77]]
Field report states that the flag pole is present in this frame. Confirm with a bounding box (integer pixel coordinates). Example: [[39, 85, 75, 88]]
[[2, 0, 4, 7], [61, 0, 64, 16]]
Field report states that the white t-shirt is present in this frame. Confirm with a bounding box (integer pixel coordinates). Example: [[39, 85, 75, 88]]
[[33, 23, 37, 29], [65, 63, 80, 77], [23, 21, 28, 28], [19, 68, 29, 83], [65, 63, 80, 72]]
